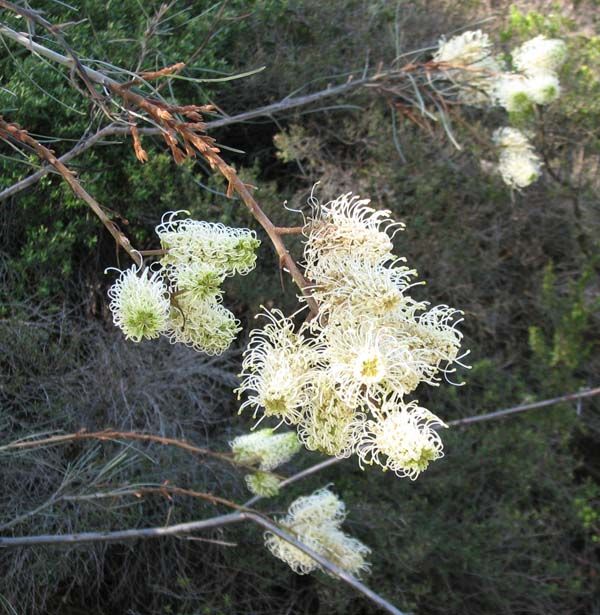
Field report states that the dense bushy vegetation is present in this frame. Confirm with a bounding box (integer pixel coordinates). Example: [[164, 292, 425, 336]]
[[1, 1, 599, 614]]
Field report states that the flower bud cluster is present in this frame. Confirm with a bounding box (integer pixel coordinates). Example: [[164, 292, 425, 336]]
[[264, 488, 371, 576], [237, 193, 467, 479], [434, 31, 567, 188], [107, 211, 260, 354], [230, 428, 301, 496]]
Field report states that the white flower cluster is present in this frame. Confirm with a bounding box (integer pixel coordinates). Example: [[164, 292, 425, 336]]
[[435, 31, 567, 188], [237, 193, 467, 479], [493, 126, 542, 189], [494, 35, 566, 113], [264, 488, 371, 576], [434, 30, 502, 105], [107, 211, 260, 354], [230, 428, 301, 497]]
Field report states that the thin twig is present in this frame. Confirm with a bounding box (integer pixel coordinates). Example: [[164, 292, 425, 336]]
[[447, 387, 600, 427], [0, 119, 141, 265], [0, 429, 229, 462], [273, 226, 305, 236]]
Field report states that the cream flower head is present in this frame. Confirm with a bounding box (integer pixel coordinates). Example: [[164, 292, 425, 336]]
[[156, 211, 260, 276], [358, 400, 447, 479], [304, 193, 403, 279], [230, 428, 301, 471], [264, 488, 371, 576], [107, 265, 170, 342], [298, 372, 365, 458], [434, 30, 502, 105], [236, 309, 319, 424], [512, 35, 567, 77], [493, 127, 542, 189], [167, 294, 240, 355]]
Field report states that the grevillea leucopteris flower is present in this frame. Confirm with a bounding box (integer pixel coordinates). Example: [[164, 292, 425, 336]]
[[264, 489, 371, 576], [433, 30, 567, 188], [107, 211, 260, 354], [237, 192, 467, 479]]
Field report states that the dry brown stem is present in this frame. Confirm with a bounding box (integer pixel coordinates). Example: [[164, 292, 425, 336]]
[[0, 118, 142, 265]]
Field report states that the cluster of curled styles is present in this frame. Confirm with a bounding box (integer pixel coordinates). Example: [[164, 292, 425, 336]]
[[107, 211, 260, 354], [434, 31, 567, 188], [230, 428, 301, 497], [237, 193, 467, 480], [265, 488, 371, 576]]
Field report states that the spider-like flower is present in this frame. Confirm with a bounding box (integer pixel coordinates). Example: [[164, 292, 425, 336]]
[[286, 488, 347, 528], [358, 400, 447, 479], [315, 527, 372, 577], [324, 318, 434, 404], [310, 257, 419, 321], [493, 127, 542, 189], [298, 373, 364, 458], [512, 36, 567, 77], [245, 471, 281, 497], [494, 72, 560, 112], [391, 304, 464, 371], [526, 72, 561, 105], [107, 265, 170, 342], [167, 294, 240, 355], [237, 309, 319, 424], [304, 193, 403, 280], [156, 211, 260, 276], [165, 262, 225, 302], [493, 74, 534, 113], [434, 30, 495, 67], [264, 489, 370, 576], [434, 30, 502, 105], [230, 428, 301, 471]]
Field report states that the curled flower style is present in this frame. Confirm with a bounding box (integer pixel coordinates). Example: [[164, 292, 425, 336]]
[[304, 193, 403, 278], [230, 428, 301, 471], [310, 257, 419, 320], [434, 30, 502, 105], [493, 127, 542, 189], [236, 309, 320, 424], [286, 488, 347, 528], [167, 294, 240, 355], [107, 265, 170, 342], [391, 304, 465, 371], [324, 318, 435, 404], [316, 527, 372, 577], [512, 35, 567, 77], [238, 191, 466, 478], [298, 373, 364, 457], [264, 529, 321, 575], [165, 261, 225, 302], [245, 471, 280, 497], [156, 210, 260, 276], [264, 489, 371, 576], [358, 400, 447, 479]]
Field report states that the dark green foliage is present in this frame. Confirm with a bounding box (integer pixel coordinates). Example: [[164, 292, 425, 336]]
[[1, 1, 599, 614]]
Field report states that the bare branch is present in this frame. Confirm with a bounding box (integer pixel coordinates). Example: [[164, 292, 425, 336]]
[[447, 386, 600, 427], [0, 429, 230, 463], [0, 510, 406, 615]]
